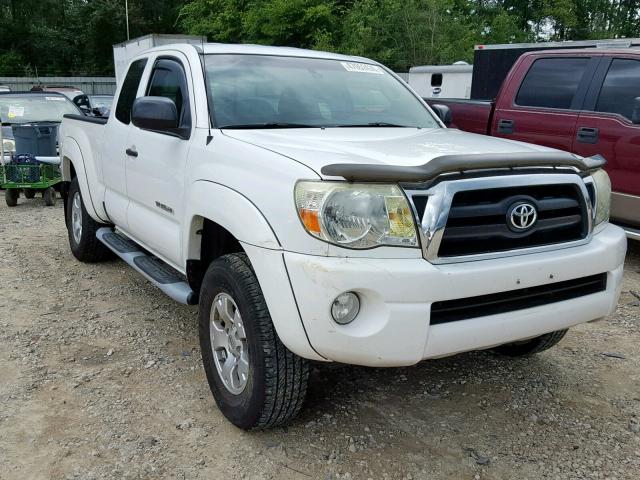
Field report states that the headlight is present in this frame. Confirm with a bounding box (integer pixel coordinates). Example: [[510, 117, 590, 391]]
[[590, 169, 611, 226], [295, 181, 418, 249]]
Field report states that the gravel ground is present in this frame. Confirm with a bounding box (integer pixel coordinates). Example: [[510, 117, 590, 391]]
[[1, 196, 639, 480]]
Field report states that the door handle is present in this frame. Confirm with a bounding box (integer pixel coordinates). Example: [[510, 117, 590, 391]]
[[125, 147, 138, 157], [497, 119, 514, 134], [577, 127, 599, 144]]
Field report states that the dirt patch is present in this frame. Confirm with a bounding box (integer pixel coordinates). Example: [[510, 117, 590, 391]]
[[1, 197, 639, 479]]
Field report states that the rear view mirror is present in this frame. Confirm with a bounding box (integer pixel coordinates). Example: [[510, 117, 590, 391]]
[[430, 104, 452, 127], [132, 96, 188, 139], [632, 97, 640, 124]]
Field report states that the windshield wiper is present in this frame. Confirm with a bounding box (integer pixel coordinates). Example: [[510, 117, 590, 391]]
[[338, 122, 418, 128], [219, 122, 318, 129]]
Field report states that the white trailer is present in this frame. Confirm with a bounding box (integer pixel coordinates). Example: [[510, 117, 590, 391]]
[[408, 62, 473, 99], [113, 34, 207, 84]]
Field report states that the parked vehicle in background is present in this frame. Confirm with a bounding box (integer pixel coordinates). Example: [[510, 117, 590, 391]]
[[408, 62, 472, 99], [0, 92, 80, 204], [0, 86, 10, 93], [88, 94, 113, 117], [426, 48, 640, 239], [60, 43, 625, 430], [469, 38, 640, 100], [1, 91, 81, 155]]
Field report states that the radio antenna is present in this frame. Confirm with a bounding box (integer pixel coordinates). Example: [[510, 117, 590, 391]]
[[196, 39, 213, 145]]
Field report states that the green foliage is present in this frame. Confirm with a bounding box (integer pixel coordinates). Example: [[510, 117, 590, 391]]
[[0, 0, 639, 75]]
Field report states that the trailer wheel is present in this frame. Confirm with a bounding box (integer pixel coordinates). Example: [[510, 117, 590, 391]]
[[5, 189, 19, 207], [24, 188, 36, 199], [43, 187, 56, 206]]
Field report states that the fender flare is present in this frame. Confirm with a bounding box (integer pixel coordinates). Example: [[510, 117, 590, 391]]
[[61, 137, 109, 223], [183, 180, 281, 259], [183, 180, 326, 362]]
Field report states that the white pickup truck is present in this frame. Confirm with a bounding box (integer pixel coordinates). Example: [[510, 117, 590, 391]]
[[59, 43, 626, 430]]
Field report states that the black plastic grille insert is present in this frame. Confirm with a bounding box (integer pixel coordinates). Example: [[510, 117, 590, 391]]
[[437, 184, 588, 257], [430, 273, 607, 325]]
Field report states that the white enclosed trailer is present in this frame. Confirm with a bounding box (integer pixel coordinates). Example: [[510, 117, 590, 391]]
[[408, 62, 473, 99], [113, 34, 206, 84]]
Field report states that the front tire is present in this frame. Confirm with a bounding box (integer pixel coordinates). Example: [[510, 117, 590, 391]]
[[492, 329, 568, 357], [66, 177, 112, 262], [5, 189, 19, 207], [24, 188, 36, 199], [199, 253, 309, 430]]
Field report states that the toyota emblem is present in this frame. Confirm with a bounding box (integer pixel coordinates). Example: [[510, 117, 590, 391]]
[[508, 202, 537, 231]]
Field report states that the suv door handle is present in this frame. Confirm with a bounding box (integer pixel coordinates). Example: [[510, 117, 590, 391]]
[[577, 127, 599, 144], [125, 147, 138, 157], [497, 119, 514, 134]]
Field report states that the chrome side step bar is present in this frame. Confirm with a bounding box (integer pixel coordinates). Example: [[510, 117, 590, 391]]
[[623, 226, 640, 241], [96, 228, 197, 305]]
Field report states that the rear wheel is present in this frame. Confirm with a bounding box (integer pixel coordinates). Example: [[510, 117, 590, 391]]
[[199, 253, 309, 430], [492, 329, 568, 357], [5, 189, 19, 207], [23, 188, 36, 199], [66, 177, 112, 262], [43, 187, 56, 206]]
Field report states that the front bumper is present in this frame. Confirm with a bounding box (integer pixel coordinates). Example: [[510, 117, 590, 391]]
[[284, 223, 626, 367]]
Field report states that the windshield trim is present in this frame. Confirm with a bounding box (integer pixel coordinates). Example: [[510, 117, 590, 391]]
[[201, 53, 442, 130]]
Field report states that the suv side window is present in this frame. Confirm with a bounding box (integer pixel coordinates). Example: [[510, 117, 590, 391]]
[[146, 58, 192, 129], [596, 58, 640, 121], [115, 58, 148, 124], [516, 58, 590, 109]]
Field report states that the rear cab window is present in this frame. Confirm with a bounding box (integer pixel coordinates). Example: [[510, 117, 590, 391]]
[[596, 58, 640, 121], [115, 58, 148, 124], [515, 57, 590, 109]]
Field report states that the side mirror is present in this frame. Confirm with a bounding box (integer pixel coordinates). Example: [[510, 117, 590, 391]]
[[132, 96, 187, 138], [632, 97, 640, 124], [430, 104, 452, 127]]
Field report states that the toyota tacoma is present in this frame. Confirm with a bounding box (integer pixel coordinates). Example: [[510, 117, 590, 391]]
[[59, 43, 626, 429]]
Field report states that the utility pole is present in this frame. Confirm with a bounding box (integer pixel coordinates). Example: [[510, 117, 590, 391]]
[[125, 0, 130, 40]]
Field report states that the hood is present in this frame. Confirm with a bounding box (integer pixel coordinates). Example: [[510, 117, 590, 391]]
[[222, 127, 557, 178]]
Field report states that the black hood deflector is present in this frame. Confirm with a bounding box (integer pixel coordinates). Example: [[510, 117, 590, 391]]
[[320, 152, 606, 182]]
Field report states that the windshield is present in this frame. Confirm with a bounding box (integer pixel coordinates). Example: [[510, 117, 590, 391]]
[[0, 94, 79, 124], [205, 54, 440, 129]]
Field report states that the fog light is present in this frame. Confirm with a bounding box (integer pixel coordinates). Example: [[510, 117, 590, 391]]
[[331, 292, 360, 325]]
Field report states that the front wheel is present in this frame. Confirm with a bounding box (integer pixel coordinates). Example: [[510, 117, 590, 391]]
[[24, 188, 36, 199], [66, 177, 112, 262], [5, 189, 19, 207], [492, 329, 568, 357], [199, 253, 309, 430]]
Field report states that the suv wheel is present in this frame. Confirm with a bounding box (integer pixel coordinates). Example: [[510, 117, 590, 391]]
[[492, 329, 568, 357], [199, 253, 309, 429], [66, 177, 112, 262]]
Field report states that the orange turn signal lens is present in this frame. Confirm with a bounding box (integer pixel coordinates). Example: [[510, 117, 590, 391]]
[[299, 208, 321, 234]]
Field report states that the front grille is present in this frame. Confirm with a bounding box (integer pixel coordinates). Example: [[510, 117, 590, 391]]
[[438, 184, 588, 257], [430, 273, 607, 325]]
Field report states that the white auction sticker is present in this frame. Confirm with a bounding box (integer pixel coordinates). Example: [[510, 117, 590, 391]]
[[341, 62, 384, 74], [45, 96, 65, 101], [7, 105, 24, 118]]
